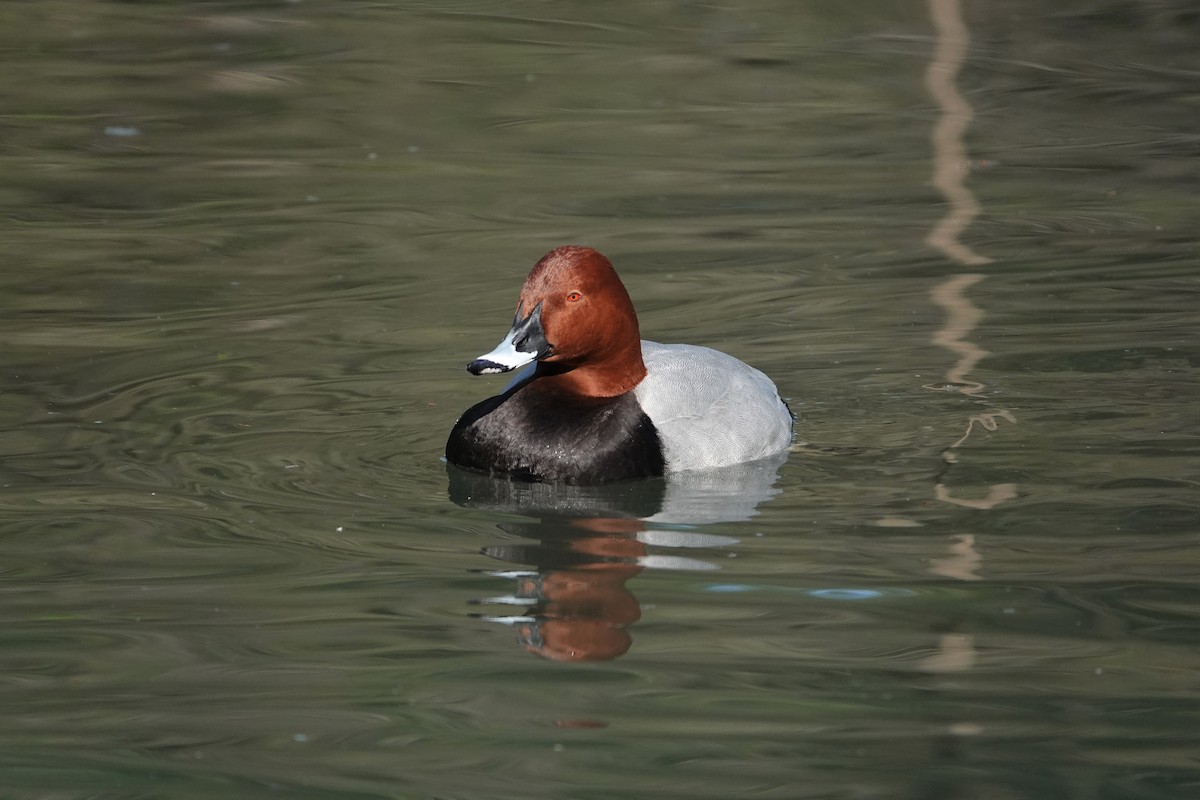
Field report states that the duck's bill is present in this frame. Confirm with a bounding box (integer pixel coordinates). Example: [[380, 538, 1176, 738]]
[[467, 335, 537, 375], [467, 301, 551, 375]]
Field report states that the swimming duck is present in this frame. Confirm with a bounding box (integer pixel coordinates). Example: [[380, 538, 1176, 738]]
[[446, 246, 793, 484]]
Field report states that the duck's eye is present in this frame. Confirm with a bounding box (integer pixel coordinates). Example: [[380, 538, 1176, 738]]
[[566, 291, 583, 303]]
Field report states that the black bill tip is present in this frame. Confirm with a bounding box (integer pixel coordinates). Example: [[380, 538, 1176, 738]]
[[467, 359, 511, 376]]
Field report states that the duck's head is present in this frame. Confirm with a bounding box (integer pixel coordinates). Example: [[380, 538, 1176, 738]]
[[468, 246, 646, 397]]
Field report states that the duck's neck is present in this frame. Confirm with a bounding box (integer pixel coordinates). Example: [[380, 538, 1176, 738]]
[[534, 349, 647, 399]]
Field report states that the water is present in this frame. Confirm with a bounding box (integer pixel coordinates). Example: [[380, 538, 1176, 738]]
[[1, 1, 1198, 798]]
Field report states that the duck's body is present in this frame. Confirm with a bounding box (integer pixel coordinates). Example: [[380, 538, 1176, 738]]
[[446, 247, 793, 484], [635, 341, 793, 472]]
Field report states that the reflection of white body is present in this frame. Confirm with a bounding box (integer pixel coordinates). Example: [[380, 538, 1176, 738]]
[[646, 447, 787, 526]]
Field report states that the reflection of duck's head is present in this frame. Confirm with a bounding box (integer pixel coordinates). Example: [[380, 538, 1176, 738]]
[[517, 619, 633, 662], [507, 556, 643, 663], [446, 245, 793, 484]]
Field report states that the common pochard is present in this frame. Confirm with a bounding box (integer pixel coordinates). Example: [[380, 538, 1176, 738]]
[[446, 246, 793, 484]]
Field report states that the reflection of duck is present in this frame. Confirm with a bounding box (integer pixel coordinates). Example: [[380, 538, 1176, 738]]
[[497, 525, 646, 663], [452, 454, 784, 662], [448, 450, 785, 526], [446, 246, 793, 484]]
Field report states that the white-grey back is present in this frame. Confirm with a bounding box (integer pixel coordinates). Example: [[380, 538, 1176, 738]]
[[634, 341, 793, 472]]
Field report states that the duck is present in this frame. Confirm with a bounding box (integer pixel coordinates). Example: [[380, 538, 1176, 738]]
[[445, 246, 793, 484]]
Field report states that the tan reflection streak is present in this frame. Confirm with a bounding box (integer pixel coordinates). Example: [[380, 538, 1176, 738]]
[[918, 632, 977, 673], [935, 482, 1017, 509], [948, 409, 1017, 449], [928, 275, 1017, 454], [924, 0, 1015, 516], [926, 0, 992, 267], [923, 8, 991, 683], [929, 534, 981, 581], [929, 273, 987, 394], [929, 273, 1016, 510]]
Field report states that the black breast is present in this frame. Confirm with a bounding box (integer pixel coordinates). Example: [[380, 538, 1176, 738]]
[[445, 383, 665, 484]]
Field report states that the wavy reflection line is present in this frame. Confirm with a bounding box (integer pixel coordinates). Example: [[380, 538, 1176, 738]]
[[923, 4, 992, 685], [928, 275, 1016, 511], [926, 0, 991, 268], [929, 278, 1019, 512], [926, 0, 1015, 515], [930, 274, 987, 395]]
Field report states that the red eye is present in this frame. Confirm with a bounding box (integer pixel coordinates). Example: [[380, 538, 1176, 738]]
[[566, 291, 583, 302]]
